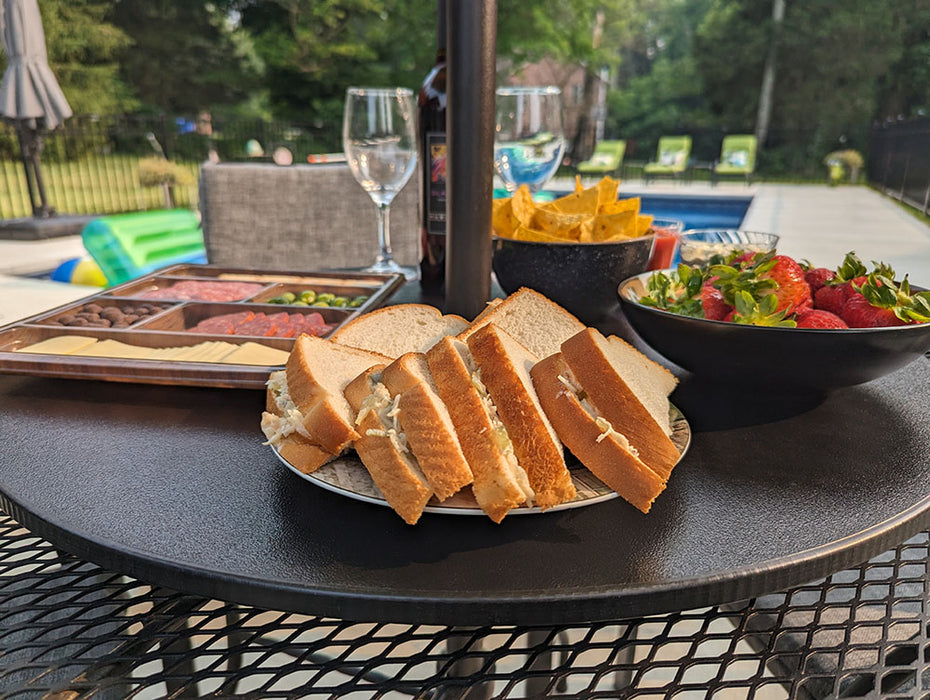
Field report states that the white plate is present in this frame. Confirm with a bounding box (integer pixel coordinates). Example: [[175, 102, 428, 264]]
[[273, 405, 691, 516]]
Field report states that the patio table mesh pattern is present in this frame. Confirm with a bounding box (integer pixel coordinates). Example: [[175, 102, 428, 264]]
[[0, 510, 925, 699]]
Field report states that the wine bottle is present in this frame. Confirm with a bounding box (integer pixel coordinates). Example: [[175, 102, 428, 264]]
[[418, 0, 447, 291]]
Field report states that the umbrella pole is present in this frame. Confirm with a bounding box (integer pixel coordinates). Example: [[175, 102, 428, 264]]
[[14, 126, 40, 218], [29, 130, 54, 217]]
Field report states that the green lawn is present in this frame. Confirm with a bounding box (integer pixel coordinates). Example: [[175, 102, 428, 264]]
[[0, 155, 200, 219]]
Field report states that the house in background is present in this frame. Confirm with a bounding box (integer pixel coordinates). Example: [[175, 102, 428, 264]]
[[501, 57, 609, 162]]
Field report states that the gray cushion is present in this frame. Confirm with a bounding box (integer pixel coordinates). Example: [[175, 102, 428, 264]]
[[199, 162, 419, 271]]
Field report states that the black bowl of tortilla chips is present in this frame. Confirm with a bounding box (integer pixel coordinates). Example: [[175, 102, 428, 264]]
[[491, 178, 656, 324]]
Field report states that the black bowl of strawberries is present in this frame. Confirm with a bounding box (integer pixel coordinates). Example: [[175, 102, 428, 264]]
[[617, 251, 930, 392]]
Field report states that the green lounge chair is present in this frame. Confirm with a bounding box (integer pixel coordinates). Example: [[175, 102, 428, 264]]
[[642, 136, 692, 183], [712, 134, 757, 185], [577, 140, 626, 177]]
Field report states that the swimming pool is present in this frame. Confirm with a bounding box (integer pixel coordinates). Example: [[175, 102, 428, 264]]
[[621, 192, 753, 231]]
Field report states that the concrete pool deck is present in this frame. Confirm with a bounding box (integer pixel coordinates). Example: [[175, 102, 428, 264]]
[[1, 182, 929, 325]]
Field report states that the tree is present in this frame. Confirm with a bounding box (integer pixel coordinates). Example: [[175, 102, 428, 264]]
[[25, 0, 136, 115], [109, 0, 263, 114], [497, 0, 640, 162], [229, 0, 434, 129], [695, 0, 907, 172]]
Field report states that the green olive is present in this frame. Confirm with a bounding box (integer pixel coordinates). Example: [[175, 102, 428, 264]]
[[332, 296, 350, 307], [268, 296, 288, 304], [300, 290, 317, 303], [312, 301, 329, 307], [316, 292, 336, 304], [291, 300, 308, 306], [348, 295, 369, 308]]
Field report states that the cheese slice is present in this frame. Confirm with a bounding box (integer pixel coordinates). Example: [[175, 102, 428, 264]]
[[16, 336, 99, 355], [71, 339, 155, 359], [219, 342, 290, 366]]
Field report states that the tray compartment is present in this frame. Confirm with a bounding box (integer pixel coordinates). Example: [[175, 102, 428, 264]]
[[28, 298, 175, 330], [248, 282, 381, 308], [139, 303, 348, 338], [109, 276, 274, 302]]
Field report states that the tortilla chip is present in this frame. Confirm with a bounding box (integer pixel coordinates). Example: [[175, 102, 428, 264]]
[[574, 175, 584, 193], [492, 198, 516, 237], [596, 177, 620, 211], [551, 186, 599, 215], [511, 185, 536, 227], [533, 208, 589, 235], [636, 214, 655, 236], [590, 211, 638, 241], [512, 225, 572, 243], [600, 196, 640, 217]]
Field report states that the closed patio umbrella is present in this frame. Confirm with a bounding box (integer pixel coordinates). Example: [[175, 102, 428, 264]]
[[0, 0, 72, 217]]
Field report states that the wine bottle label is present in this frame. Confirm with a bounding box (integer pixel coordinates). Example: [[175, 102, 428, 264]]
[[426, 132, 447, 235]]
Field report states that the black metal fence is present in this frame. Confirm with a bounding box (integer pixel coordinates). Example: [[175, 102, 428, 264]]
[[0, 114, 341, 219], [868, 117, 930, 215]]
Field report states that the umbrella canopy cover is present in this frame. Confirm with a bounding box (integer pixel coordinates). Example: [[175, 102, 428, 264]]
[[0, 0, 71, 130]]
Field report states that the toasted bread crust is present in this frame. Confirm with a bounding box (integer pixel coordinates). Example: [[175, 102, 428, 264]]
[[285, 335, 388, 454], [531, 354, 667, 513], [344, 368, 432, 525], [561, 329, 679, 480], [458, 287, 586, 360], [466, 324, 575, 509], [396, 382, 473, 501], [278, 436, 336, 474], [262, 383, 336, 473], [425, 336, 529, 523], [380, 352, 434, 395], [330, 304, 468, 357]]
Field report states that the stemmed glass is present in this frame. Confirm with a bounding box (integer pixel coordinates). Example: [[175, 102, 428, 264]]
[[493, 86, 566, 194], [343, 87, 418, 279]]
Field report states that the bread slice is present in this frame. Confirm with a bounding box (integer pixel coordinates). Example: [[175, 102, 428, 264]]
[[531, 353, 667, 513], [330, 304, 468, 358], [284, 335, 391, 454], [344, 367, 433, 525], [458, 287, 585, 360], [425, 336, 534, 523], [560, 328, 679, 480], [465, 324, 575, 509], [379, 353, 473, 501], [260, 370, 337, 474]]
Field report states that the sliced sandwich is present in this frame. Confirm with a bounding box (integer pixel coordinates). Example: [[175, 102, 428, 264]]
[[378, 352, 473, 501], [425, 335, 535, 523], [260, 334, 390, 467], [530, 328, 679, 513], [330, 303, 468, 358], [464, 323, 576, 509], [344, 365, 434, 525], [458, 287, 585, 360]]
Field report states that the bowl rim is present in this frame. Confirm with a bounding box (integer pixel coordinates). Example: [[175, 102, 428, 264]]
[[677, 229, 781, 243], [617, 269, 930, 335], [493, 233, 656, 248]]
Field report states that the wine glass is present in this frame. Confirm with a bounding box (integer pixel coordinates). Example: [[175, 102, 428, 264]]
[[493, 86, 566, 194], [343, 87, 418, 279]]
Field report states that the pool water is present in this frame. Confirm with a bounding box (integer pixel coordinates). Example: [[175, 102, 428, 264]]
[[627, 193, 753, 231]]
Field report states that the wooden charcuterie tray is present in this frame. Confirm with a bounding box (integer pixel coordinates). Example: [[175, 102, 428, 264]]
[[0, 265, 404, 389]]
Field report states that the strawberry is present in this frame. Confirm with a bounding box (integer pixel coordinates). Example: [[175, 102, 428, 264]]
[[813, 284, 847, 315], [796, 308, 848, 329], [842, 294, 907, 328], [804, 267, 835, 295], [843, 273, 930, 327], [700, 283, 731, 320], [758, 255, 811, 315]]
